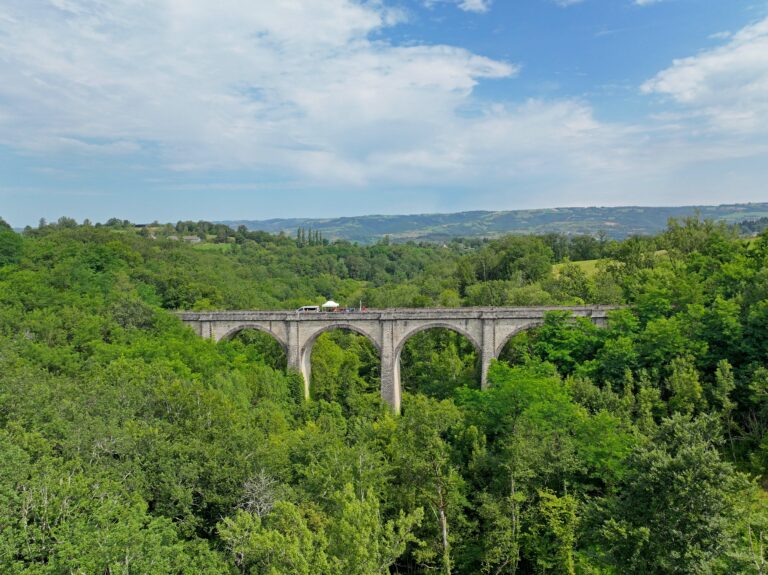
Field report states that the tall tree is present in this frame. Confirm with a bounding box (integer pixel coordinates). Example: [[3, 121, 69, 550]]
[[601, 414, 748, 575]]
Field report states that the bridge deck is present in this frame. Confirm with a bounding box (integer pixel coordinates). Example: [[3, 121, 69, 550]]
[[177, 305, 619, 322]]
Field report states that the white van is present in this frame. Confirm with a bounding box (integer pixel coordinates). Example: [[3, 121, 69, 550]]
[[296, 305, 320, 312]]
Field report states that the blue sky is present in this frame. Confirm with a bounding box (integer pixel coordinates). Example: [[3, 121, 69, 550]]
[[1, 0, 767, 226]]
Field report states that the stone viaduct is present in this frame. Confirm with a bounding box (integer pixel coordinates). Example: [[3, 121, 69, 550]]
[[177, 306, 618, 412]]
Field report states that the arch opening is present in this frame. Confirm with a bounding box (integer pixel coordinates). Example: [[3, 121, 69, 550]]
[[497, 314, 601, 377], [301, 327, 381, 406], [219, 327, 288, 372], [397, 326, 482, 399], [495, 321, 544, 364], [497, 328, 536, 369]]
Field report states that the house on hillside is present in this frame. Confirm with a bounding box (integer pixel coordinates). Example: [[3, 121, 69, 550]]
[[183, 236, 202, 244]]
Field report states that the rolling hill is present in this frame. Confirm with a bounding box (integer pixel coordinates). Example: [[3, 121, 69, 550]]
[[222, 202, 768, 243]]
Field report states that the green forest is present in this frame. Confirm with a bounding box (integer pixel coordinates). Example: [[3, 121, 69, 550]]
[[1, 215, 768, 574]]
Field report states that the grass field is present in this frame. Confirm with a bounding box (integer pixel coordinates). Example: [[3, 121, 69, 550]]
[[552, 259, 601, 277], [191, 242, 234, 253]]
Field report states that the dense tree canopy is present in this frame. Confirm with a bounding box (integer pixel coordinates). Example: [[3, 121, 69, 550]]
[[0, 217, 766, 573]]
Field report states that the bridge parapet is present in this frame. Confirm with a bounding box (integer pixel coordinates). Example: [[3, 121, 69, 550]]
[[177, 305, 616, 321], [177, 306, 621, 412]]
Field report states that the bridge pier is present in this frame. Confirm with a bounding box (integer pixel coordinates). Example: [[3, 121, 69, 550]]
[[380, 318, 401, 413], [286, 321, 310, 399], [480, 317, 495, 390], [177, 307, 618, 413]]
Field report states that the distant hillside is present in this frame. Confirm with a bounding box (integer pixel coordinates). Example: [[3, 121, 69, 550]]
[[221, 203, 768, 243]]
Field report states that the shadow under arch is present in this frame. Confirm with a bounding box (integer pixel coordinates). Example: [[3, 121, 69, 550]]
[[494, 320, 544, 357], [395, 322, 483, 398], [217, 325, 289, 375], [394, 321, 482, 359], [495, 320, 548, 369], [299, 323, 382, 400]]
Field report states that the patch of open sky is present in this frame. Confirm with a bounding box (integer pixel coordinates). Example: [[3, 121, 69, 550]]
[[236, 86, 269, 102], [0, 141, 165, 221], [0, 146, 40, 189]]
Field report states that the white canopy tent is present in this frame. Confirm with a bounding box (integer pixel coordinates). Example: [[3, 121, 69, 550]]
[[321, 300, 340, 309]]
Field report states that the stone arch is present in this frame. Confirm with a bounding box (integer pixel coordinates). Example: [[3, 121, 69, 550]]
[[393, 321, 483, 397], [394, 321, 482, 359], [302, 323, 382, 353], [214, 323, 296, 392], [494, 320, 544, 357], [298, 323, 382, 398], [216, 323, 289, 350]]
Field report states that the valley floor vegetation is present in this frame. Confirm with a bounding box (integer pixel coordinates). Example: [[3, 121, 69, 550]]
[[1, 216, 767, 573]]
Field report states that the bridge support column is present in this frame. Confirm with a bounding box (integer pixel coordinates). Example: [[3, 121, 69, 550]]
[[199, 321, 212, 339], [480, 318, 496, 390], [286, 321, 310, 400], [380, 319, 401, 414]]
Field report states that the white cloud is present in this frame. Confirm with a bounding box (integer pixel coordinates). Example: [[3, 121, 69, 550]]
[[553, 0, 585, 7], [422, 0, 492, 13], [555, 0, 661, 6], [0, 0, 640, 194], [0, 1, 513, 175], [708, 31, 732, 41], [642, 17, 768, 134], [457, 0, 492, 13]]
